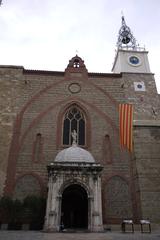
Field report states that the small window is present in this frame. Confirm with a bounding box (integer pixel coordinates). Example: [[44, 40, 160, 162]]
[[102, 134, 112, 163], [32, 133, 43, 162], [63, 105, 85, 145]]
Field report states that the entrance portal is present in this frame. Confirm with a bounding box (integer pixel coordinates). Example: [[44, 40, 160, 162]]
[[61, 184, 88, 229]]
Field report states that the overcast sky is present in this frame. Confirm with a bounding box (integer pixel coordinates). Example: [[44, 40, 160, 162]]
[[0, 0, 160, 92]]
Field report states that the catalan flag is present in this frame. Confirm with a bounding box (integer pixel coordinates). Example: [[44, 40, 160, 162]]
[[119, 104, 133, 152]]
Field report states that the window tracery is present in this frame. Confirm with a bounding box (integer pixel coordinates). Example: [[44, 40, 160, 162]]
[[63, 105, 85, 146]]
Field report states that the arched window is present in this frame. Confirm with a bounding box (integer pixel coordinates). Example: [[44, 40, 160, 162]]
[[63, 105, 85, 146]]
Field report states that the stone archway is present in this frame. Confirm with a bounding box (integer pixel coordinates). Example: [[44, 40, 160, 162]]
[[44, 161, 103, 232], [61, 184, 88, 229]]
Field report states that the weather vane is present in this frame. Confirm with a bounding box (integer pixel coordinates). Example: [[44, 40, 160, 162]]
[[121, 10, 124, 17]]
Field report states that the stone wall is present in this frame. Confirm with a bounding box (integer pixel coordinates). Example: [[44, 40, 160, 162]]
[[134, 125, 160, 222], [0, 66, 24, 196]]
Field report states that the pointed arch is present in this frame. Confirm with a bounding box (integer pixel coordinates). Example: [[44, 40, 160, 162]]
[[13, 173, 45, 200], [63, 104, 85, 145], [104, 175, 132, 223], [56, 101, 91, 148]]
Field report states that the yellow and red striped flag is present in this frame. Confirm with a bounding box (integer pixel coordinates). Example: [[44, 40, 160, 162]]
[[119, 104, 133, 152]]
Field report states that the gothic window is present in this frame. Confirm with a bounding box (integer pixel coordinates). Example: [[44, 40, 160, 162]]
[[63, 105, 85, 146]]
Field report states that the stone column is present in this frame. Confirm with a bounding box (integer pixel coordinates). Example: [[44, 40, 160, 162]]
[[91, 174, 103, 232], [44, 173, 59, 232], [44, 173, 53, 231]]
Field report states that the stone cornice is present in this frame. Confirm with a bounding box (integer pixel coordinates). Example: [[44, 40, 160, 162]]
[[47, 162, 103, 173]]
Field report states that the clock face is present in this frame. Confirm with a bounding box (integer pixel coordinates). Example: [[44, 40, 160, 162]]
[[129, 56, 140, 65]]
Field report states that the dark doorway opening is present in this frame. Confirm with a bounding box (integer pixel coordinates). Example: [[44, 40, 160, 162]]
[[61, 184, 88, 229]]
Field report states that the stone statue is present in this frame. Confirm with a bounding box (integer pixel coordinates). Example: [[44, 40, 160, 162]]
[[71, 130, 77, 145]]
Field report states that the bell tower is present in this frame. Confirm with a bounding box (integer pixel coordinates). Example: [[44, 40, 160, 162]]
[[112, 16, 151, 74]]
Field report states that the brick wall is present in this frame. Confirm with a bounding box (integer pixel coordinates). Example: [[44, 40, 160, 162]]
[[0, 60, 160, 223]]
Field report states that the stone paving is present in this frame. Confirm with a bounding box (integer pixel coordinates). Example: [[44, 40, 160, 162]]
[[0, 231, 160, 240]]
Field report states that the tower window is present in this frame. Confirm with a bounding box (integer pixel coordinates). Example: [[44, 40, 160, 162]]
[[63, 106, 85, 146]]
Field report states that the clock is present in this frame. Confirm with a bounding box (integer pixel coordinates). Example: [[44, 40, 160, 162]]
[[134, 81, 146, 91], [129, 56, 140, 65]]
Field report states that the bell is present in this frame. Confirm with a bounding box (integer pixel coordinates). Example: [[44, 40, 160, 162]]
[[122, 36, 130, 44]]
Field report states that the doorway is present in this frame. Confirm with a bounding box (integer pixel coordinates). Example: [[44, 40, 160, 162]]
[[61, 184, 88, 229]]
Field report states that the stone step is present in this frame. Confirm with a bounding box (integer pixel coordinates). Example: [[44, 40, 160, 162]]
[[61, 228, 90, 233]]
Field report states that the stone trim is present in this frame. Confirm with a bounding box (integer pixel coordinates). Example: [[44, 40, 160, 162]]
[[48, 162, 103, 173], [133, 120, 160, 126]]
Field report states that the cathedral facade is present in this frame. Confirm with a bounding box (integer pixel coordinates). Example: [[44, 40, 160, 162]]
[[0, 17, 160, 231]]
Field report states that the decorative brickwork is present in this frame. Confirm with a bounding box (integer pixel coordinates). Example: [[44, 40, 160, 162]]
[[13, 174, 42, 200], [105, 176, 132, 221]]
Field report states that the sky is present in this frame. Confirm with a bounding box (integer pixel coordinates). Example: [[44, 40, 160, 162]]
[[0, 0, 160, 92]]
